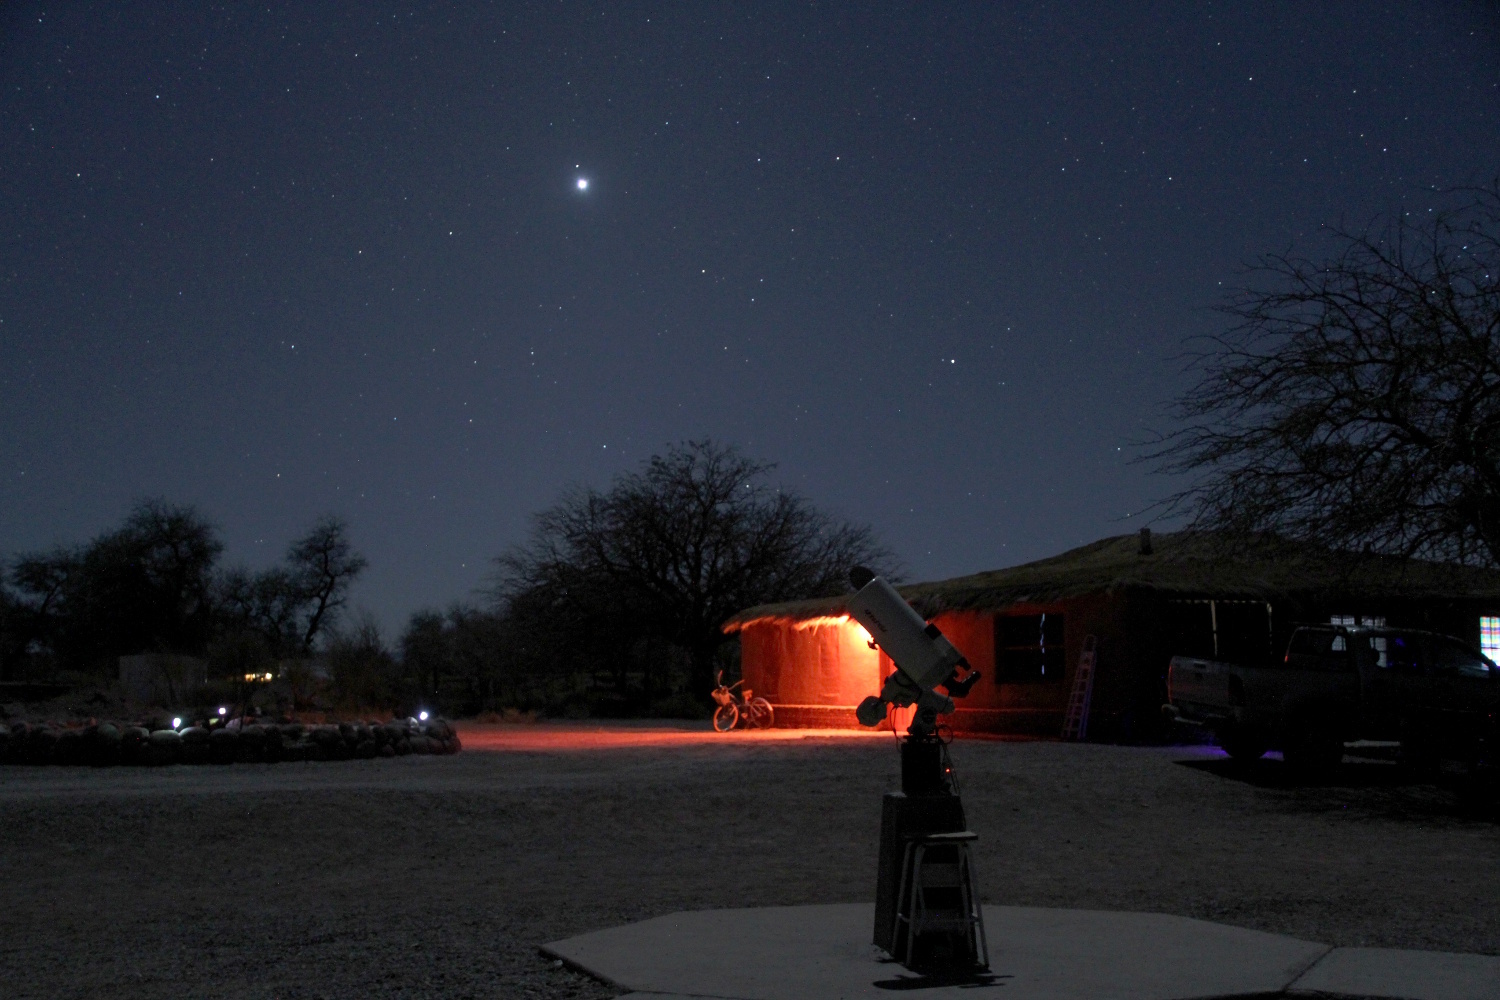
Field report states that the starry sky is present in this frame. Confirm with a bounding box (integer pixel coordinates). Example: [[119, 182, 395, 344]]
[[3, 2, 1498, 635]]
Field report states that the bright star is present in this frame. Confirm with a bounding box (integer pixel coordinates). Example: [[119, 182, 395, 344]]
[[576, 178, 588, 190]]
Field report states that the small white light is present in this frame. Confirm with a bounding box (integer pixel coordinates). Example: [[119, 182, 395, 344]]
[[419, 711, 429, 721], [172, 717, 182, 729], [576, 178, 588, 190], [218, 707, 227, 716]]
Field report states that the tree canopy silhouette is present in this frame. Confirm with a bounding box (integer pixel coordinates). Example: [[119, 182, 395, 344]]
[[1150, 184, 1500, 567], [493, 440, 896, 700], [2, 503, 366, 680]]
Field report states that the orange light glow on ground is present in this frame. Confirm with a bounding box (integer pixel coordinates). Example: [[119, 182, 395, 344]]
[[454, 720, 888, 753]]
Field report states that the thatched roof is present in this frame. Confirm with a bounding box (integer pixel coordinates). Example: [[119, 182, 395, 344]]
[[722, 530, 1500, 631]]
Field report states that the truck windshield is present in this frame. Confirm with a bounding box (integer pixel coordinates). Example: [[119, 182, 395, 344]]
[[1430, 637, 1495, 679]]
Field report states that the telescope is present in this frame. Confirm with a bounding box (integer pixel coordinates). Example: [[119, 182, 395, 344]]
[[849, 567, 989, 972], [848, 567, 981, 737]]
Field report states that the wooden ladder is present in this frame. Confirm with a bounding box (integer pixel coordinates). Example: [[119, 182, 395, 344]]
[[1061, 634, 1098, 741]]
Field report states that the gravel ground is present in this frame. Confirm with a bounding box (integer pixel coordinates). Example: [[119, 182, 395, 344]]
[[0, 722, 1496, 999]]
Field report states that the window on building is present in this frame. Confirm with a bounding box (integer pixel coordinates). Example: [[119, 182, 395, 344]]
[[1330, 614, 1385, 627], [1481, 616, 1500, 663], [995, 613, 1065, 683]]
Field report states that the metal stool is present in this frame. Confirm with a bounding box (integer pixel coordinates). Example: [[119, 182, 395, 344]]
[[892, 830, 988, 970]]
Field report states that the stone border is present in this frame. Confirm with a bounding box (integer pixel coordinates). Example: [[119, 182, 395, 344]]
[[0, 717, 462, 766]]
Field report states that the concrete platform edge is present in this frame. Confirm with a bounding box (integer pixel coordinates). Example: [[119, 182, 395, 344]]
[[537, 943, 630, 992], [544, 905, 1500, 1000], [1288, 944, 1500, 1000]]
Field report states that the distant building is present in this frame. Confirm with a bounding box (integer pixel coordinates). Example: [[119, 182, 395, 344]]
[[722, 531, 1500, 740]]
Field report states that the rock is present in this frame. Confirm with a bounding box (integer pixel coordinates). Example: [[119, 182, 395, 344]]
[[236, 728, 266, 763], [120, 726, 150, 765], [311, 725, 341, 749], [382, 723, 405, 745], [280, 723, 304, 741], [0, 723, 23, 764], [261, 726, 285, 763], [179, 726, 210, 764], [377, 743, 396, 758], [444, 735, 463, 755], [27, 727, 59, 765], [208, 727, 239, 764], [394, 738, 412, 756], [300, 739, 326, 762], [354, 739, 377, 759], [143, 729, 181, 766], [54, 729, 85, 766], [89, 723, 122, 767]]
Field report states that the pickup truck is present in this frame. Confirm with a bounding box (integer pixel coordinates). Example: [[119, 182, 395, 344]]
[[1165, 624, 1500, 775]]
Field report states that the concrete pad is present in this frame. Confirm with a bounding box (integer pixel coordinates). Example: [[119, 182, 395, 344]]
[[1291, 946, 1500, 1000], [543, 902, 1332, 1000]]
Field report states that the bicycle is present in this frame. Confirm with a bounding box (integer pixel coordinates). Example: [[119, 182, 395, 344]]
[[711, 670, 775, 732]]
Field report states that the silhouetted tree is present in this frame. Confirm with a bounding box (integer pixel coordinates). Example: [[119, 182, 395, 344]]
[[495, 440, 896, 701], [397, 604, 516, 715], [324, 613, 397, 709], [215, 516, 367, 658], [5, 504, 368, 681], [8, 500, 222, 672], [401, 609, 448, 706], [287, 516, 368, 654], [1150, 184, 1500, 566], [1, 548, 70, 680], [215, 566, 305, 659]]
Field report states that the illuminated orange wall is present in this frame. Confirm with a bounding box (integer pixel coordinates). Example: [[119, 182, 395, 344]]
[[737, 611, 994, 708], [736, 609, 1078, 732], [737, 616, 883, 707]]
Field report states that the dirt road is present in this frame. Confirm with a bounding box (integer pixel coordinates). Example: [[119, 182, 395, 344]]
[[1, 722, 1495, 999]]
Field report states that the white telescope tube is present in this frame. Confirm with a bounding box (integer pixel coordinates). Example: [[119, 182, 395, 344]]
[[848, 575, 963, 690]]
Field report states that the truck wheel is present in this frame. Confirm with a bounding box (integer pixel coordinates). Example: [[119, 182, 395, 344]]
[[1283, 725, 1343, 779], [1218, 728, 1267, 762]]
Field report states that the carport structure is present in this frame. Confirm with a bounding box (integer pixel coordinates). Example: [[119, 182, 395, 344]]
[[723, 530, 1500, 739]]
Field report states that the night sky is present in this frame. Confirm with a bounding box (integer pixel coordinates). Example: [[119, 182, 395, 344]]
[[3, 3, 1498, 634]]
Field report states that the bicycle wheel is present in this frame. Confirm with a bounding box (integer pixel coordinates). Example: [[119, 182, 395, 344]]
[[713, 703, 739, 732], [748, 697, 774, 729]]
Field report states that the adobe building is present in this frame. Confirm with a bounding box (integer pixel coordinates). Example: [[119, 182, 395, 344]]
[[722, 530, 1500, 740]]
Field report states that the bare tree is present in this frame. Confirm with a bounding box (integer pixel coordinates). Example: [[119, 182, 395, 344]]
[[495, 440, 896, 699], [287, 516, 368, 655], [1149, 184, 1500, 566], [6, 500, 223, 672], [215, 566, 305, 658]]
